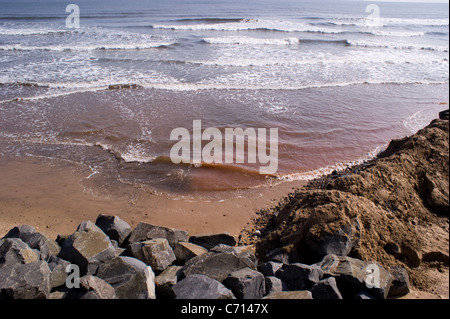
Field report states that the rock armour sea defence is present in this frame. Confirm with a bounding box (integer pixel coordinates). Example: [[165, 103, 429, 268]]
[[0, 116, 448, 299]]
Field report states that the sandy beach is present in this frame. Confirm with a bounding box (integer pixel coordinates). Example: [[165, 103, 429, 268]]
[[0, 155, 307, 240]]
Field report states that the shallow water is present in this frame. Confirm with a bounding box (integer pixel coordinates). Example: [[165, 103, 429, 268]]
[[0, 0, 448, 198]]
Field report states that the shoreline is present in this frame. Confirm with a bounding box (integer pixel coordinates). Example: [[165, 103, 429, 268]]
[[0, 155, 308, 240], [0, 116, 448, 299]]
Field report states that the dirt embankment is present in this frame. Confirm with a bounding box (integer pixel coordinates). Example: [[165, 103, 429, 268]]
[[240, 117, 449, 298]]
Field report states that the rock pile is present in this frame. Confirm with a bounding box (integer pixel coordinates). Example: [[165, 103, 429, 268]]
[[1, 116, 447, 299], [1, 214, 409, 299], [241, 117, 449, 297]]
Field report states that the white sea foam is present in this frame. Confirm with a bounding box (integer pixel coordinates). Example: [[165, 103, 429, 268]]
[[0, 42, 175, 51], [367, 30, 426, 37], [277, 145, 386, 182], [347, 39, 449, 52], [153, 19, 346, 34], [0, 28, 75, 36], [203, 36, 300, 45], [403, 103, 449, 133], [382, 18, 449, 26]]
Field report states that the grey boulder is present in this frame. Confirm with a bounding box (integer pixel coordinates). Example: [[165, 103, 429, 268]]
[[172, 274, 235, 299], [47, 255, 71, 289], [189, 233, 237, 250], [155, 265, 184, 298], [96, 256, 155, 299], [126, 238, 176, 272], [275, 263, 323, 290], [257, 261, 283, 277], [318, 254, 392, 299], [58, 222, 116, 275], [0, 238, 39, 266], [223, 267, 266, 299], [3, 225, 61, 260], [95, 214, 131, 246], [79, 275, 117, 299], [0, 260, 51, 299], [310, 277, 343, 299], [264, 276, 289, 295], [388, 266, 410, 298], [128, 222, 188, 247], [182, 252, 256, 282], [173, 242, 208, 264]]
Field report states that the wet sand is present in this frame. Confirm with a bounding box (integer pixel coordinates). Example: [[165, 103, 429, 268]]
[[0, 155, 306, 239]]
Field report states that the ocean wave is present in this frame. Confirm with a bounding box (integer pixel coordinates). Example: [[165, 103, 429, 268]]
[[185, 52, 445, 67], [202, 36, 300, 45], [383, 18, 449, 27], [171, 18, 245, 24], [0, 80, 447, 104], [347, 39, 449, 52], [94, 142, 156, 163], [152, 18, 346, 34], [367, 30, 426, 37], [0, 41, 176, 51], [152, 17, 449, 34], [0, 133, 157, 164], [403, 102, 449, 133], [0, 28, 77, 36], [277, 144, 386, 182]]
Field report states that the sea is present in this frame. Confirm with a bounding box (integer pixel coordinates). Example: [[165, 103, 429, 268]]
[[0, 0, 448, 199]]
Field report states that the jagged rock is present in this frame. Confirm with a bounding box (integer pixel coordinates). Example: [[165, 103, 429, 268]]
[[388, 266, 410, 298], [79, 275, 117, 299], [3, 225, 60, 260], [264, 276, 288, 295], [0, 238, 39, 266], [96, 256, 155, 299], [211, 244, 253, 255], [263, 291, 312, 299], [128, 222, 188, 247], [3, 225, 60, 259], [58, 224, 116, 275], [439, 109, 449, 120], [310, 277, 343, 299], [275, 263, 323, 290], [223, 267, 265, 299], [173, 242, 208, 264], [76, 220, 105, 234], [265, 248, 290, 264], [95, 214, 131, 246], [155, 265, 183, 298], [2, 225, 36, 241], [211, 244, 258, 264], [318, 254, 392, 299], [0, 260, 51, 299], [182, 252, 256, 282], [126, 238, 176, 272], [189, 233, 237, 250], [55, 234, 70, 247], [47, 256, 71, 289], [257, 261, 283, 277], [172, 274, 235, 299]]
